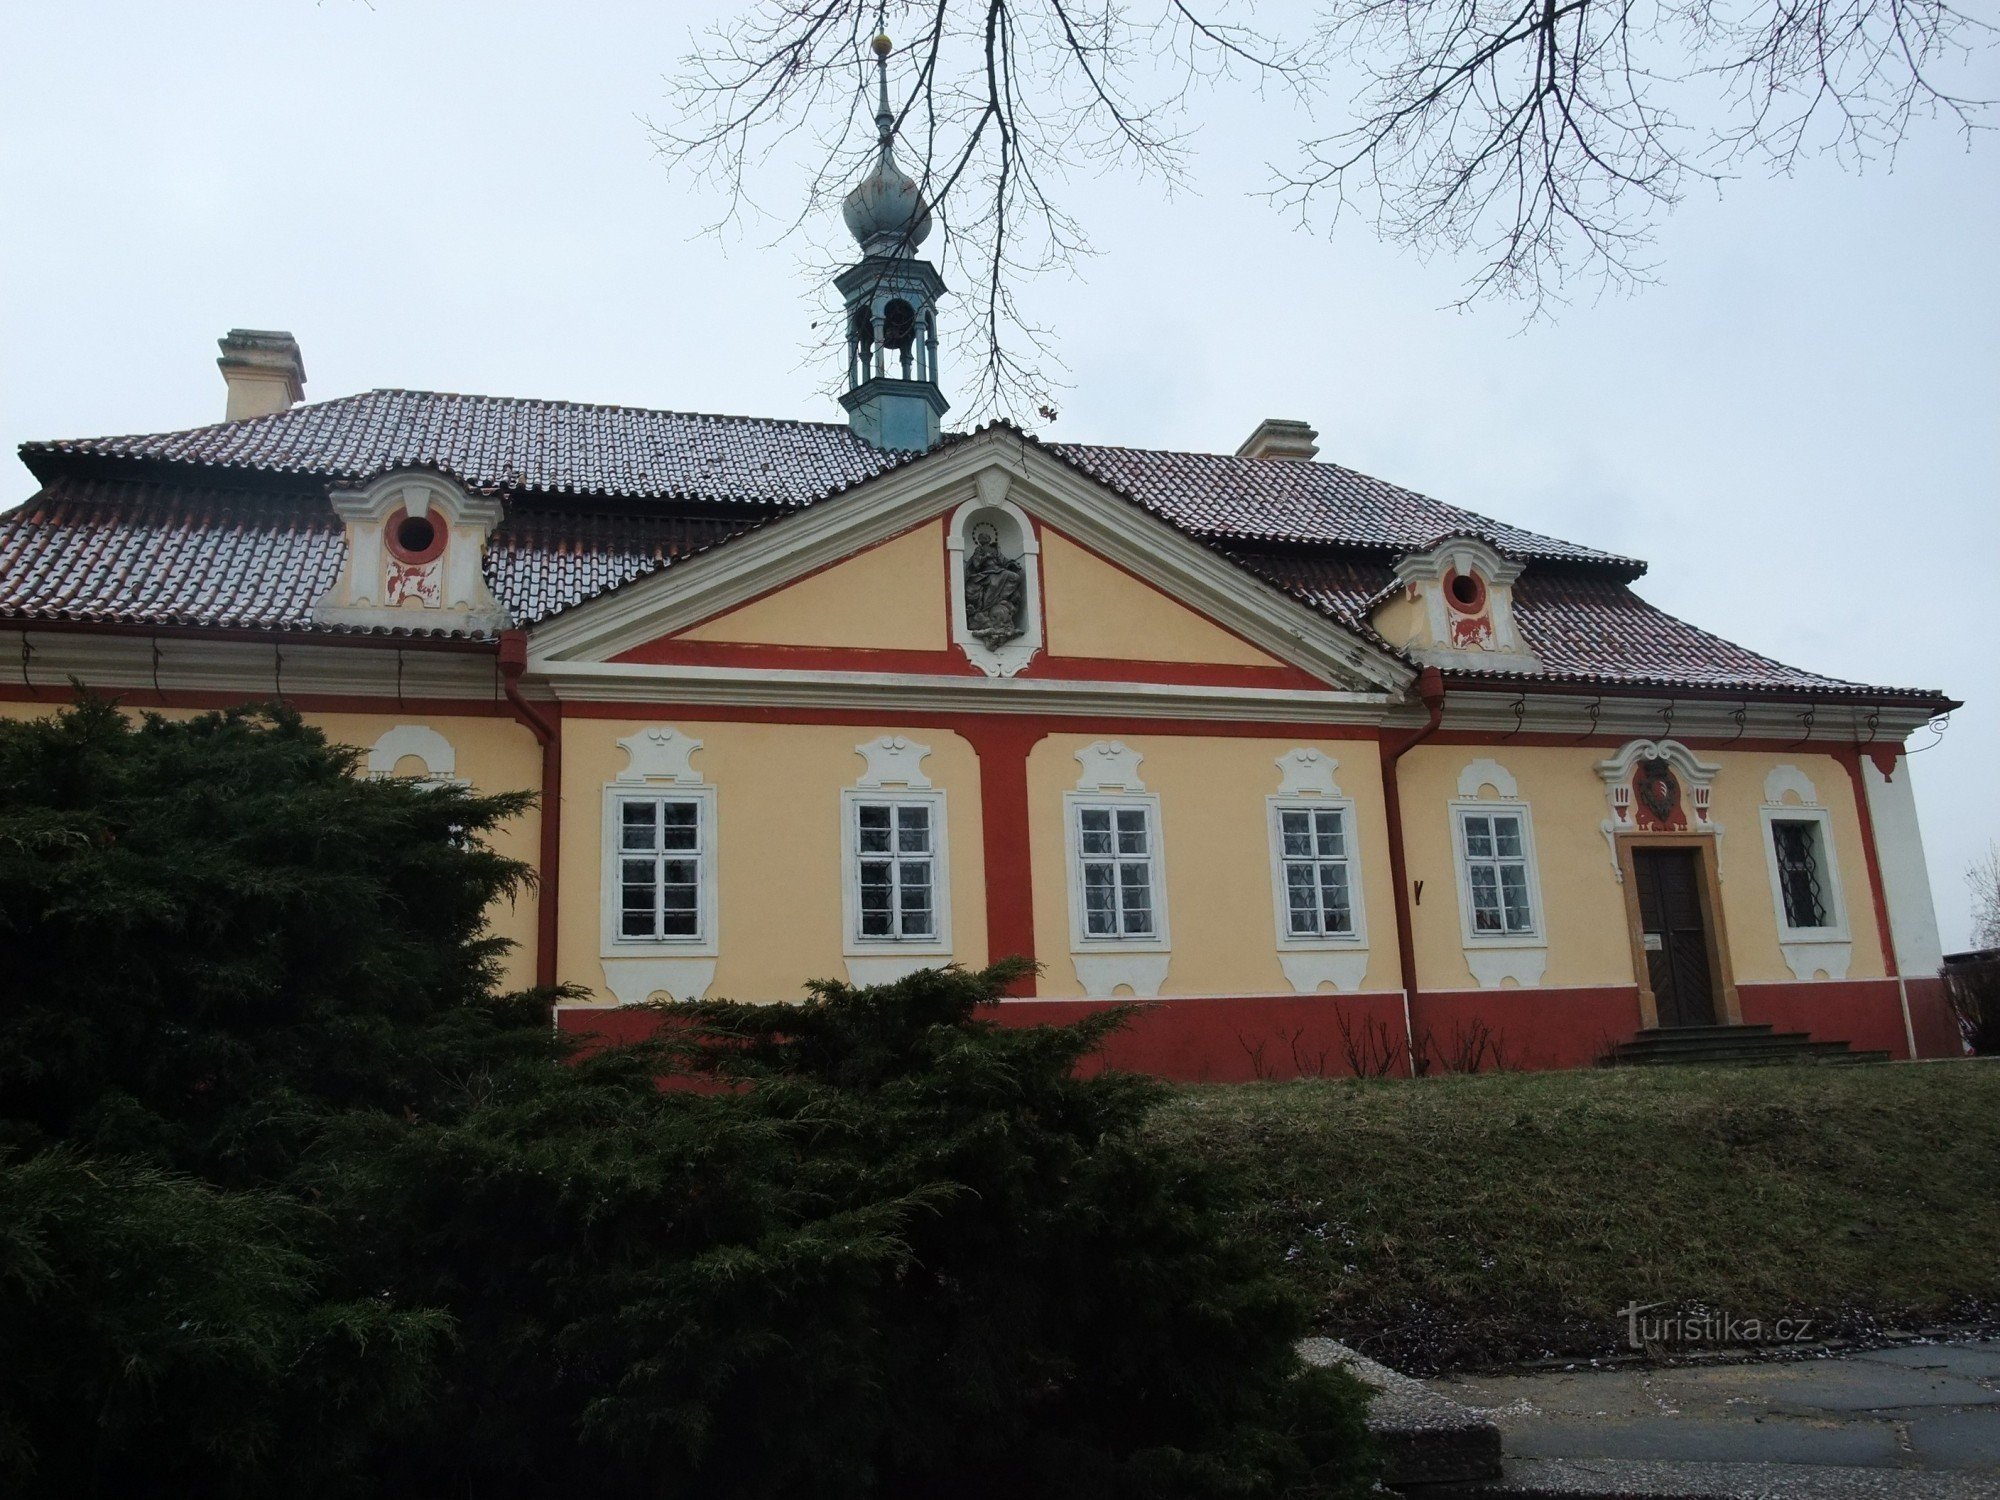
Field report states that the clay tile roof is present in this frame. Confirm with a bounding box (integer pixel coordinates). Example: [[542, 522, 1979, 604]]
[[0, 477, 753, 638], [3, 391, 1948, 702], [21, 389, 920, 507], [1048, 443, 1642, 572], [1231, 547, 1944, 700]]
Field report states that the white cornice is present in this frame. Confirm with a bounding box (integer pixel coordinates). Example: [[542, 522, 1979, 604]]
[[529, 658, 1396, 723], [1427, 689, 1940, 744], [9, 629, 502, 702], [524, 429, 1416, 696]]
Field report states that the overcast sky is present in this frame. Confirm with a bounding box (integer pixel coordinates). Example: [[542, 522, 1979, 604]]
[[3, 1, 1994, 946]]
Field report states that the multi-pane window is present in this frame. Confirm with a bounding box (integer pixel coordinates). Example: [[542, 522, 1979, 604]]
[[1277, 806, 1354, 938], [617, 796, 704, 940], [1771, 819, 1829, 930], [1460, 811, 1535, 935], [855, 801, 936, 941], [1076, 804, 1156, 939]]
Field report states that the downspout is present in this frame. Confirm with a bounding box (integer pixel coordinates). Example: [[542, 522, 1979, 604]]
[[1380, 666, 1447, 1073], [499, 630, 562, 990]]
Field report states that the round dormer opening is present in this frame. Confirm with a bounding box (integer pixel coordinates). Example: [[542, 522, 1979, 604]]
[[1445, 568, 1486, 613], [386, 507, 448, 565]]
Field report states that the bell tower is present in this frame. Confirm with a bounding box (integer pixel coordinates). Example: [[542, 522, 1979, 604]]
[[837, 32, 948, 452]]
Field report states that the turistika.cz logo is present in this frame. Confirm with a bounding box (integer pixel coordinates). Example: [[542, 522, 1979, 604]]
[[1618, 1302, 1816, 1350]]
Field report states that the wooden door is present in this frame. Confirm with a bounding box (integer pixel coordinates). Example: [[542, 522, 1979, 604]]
[[1631, 847, 1717, 1028]]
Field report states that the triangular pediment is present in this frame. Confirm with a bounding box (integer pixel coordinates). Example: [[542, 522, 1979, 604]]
[[526, 429, 1412, 696]]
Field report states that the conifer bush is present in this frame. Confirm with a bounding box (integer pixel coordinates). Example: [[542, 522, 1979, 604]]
[[0, 698, 1372, 1497]]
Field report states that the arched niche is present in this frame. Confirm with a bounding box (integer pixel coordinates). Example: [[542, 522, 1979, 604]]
[[946, 469, 1043, 677]]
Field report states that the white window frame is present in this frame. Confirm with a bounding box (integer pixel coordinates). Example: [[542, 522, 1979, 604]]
[[1064, 792, 1170, 952], [840, 788, 952, 956], [1759, 805, 1850, 945], [1266, 796, 1368, 951], [599, 785, 719, 959], [1449, 800, 1547, 950]]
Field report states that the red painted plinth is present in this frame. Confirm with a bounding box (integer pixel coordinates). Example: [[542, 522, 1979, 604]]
[[1736, 979, 1913, 1059], [1410, 987, 1643, 1072]]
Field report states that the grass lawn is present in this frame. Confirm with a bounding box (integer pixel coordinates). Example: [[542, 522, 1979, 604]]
[[1148, 1061, 2000, 1375]]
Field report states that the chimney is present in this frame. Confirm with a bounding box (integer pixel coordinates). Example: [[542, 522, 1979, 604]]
[[216, 329, 306, 421], [1235, 418, 1319, 462]]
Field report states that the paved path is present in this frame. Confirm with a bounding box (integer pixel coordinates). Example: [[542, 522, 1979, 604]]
[[1427, 1340, 2000, 1483]]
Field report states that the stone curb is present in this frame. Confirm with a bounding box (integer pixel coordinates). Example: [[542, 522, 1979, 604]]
[[1299, 1337, 1504, 1487]]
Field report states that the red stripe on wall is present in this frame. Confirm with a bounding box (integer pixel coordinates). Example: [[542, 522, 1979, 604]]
[[608, 636, 1323, 688]]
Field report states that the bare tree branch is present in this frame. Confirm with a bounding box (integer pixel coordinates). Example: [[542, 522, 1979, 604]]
[[652, 1, 1303, 421], [652, 0, 1993, 422]]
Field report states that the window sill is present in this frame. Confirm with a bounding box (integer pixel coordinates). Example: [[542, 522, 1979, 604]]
[[1778, 939, 1853, 982], [1073, 951, 1171, 998]]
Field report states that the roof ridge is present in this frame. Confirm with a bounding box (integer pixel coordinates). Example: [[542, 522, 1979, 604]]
[[357, 388, 863, 430]]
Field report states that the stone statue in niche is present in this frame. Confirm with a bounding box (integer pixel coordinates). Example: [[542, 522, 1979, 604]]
[[963, 522, 1027, 648]]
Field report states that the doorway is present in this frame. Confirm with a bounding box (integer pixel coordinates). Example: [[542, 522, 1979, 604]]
[[1630, 846, 1718, 1028]]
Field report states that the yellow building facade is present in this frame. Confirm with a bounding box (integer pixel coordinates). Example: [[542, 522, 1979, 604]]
[[0, 391, 1963, 1076]]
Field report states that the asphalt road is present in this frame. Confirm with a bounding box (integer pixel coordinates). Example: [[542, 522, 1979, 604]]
[[1429, 1340, 2000, 1478]]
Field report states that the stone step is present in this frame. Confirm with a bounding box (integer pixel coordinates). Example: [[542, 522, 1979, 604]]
[[1603, 1022, 1881, 1069]]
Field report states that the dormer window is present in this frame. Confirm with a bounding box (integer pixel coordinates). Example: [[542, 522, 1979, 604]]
[[313, 470, 509, 634], [1374, 535, 1538, 673]]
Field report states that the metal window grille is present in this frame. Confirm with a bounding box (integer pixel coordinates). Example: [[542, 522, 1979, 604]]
[[1772, 819, 1828, 929]]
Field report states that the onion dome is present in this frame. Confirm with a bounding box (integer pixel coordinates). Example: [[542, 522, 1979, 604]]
[[841, 35, 932, 257]]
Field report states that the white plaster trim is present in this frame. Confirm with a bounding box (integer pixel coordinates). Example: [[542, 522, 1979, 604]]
[[839, 786, 953, 959], [1465, 947, 1549, 989], [524, 428, 1412, 694], [1073, 953, 1171, 999], [314, 469, 510, 635], [1779, 941, 1853, 983], [1758, 803, 1851, 947], [1594, 738, 1725, 881], [1448, 774, 1551, 970], [946, 473, 1043, 677], [1456, 758, 1520, 799], [1074, 740, 1146, 792], [530, 658, 1394, 722], [853, 734, 934, 789], [1387, 535, 1536, 669], [366, 723, 461, 782], [1410, 688, 1942, 746], [1861, 754, 1945, 976], [601, 726, 719, 960], [599, 957, 716, 1006], [9, 630, 509, 702], [1278, 950, 1370, 994], [843, 955, 948, 986], [1763, 763, 1818, 806], [615, 725, 704, 785], [1275, 747, 1343, 798]]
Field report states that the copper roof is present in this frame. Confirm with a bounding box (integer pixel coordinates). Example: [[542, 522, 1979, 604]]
[[0, 391, 1947, 701]]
